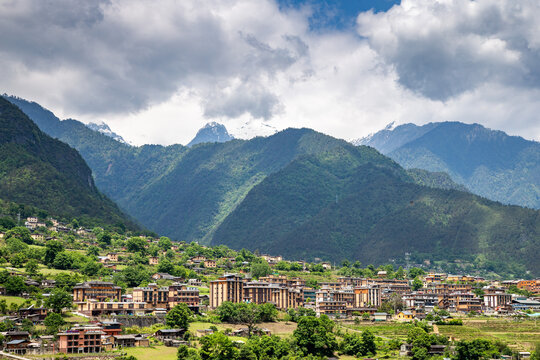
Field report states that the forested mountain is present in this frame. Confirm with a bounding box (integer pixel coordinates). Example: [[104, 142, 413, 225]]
[[212, 144, 540, 276], [5, 95, 539, 276], [356, 122, 540, 209], [0, 97, 136, 228], [187, 122, 233, 147]]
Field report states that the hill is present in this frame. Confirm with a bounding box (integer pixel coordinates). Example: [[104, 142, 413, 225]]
[[356, 122, 540, 209], [0, 97, 136, 228], [211, 144, 540, 276]]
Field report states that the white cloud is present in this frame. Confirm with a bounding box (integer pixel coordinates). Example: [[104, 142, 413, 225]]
[[2, 0, 540, 145]]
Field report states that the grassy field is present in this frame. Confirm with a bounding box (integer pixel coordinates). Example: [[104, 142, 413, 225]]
[[0, 295, 31, 306], [438, 318, 539, 351], [122, 345, 179, 360], [338, 320, 412, 340]]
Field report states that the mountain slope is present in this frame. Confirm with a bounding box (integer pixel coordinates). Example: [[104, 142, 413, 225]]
[[0, 97, 135, 227], [211, 145, 540, 276], [187, 122, 233, 147], [357, 122, 540, 209]]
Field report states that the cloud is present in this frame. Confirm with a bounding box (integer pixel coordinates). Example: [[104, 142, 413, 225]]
[[2, 0, 540, 145], [357, 0, 540, 101], [0, 0, 306, 119]]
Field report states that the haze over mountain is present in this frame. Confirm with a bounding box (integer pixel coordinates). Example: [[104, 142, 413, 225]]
[[0, 97, 136, 228], [355, 122, 540, 209], [5, 95, 539, 276], [187, 122, 233, 147]]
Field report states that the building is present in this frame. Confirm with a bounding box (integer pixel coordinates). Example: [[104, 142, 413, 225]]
[[517, 279, 540, 294], [204, 260, 217, 268], [354, 286, 381, 308], [209, 274, 244, 308], [107, 253, 119, 262], [149, 257, 159, 265], [133, 283, 169, 309], [57, 326, 106, 354], [243, 281, 303, 310], [73, 281, 122, 302], [396, 311, 414, 321], [483, 292, 512, 309], [76, 300, 150, 316], [154, 329, 186, 341], [168, 283, 200, 312]]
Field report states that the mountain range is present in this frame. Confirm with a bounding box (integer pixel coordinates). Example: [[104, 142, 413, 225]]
[[355, 122, 540, 209], [4, 95, 539, 276], [0, 97, 136, 228]]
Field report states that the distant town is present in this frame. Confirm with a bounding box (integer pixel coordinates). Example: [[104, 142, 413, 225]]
[[0, 216, 537, 359]]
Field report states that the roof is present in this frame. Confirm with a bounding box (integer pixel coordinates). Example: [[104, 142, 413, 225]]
[[7, 340, 28, 345], [373, 312, 388, 316], [156, 329, 185, 333]]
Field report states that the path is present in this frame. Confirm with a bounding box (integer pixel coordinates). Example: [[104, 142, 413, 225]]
[[0, 351, 32, 360]]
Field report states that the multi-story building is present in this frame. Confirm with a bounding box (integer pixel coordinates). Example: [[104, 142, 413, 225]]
[[73, 281, 122, 302], [483, 292, 512, 309], [168, 283, 200, 311], [517, 279, 540, 294], [242, 281, 303, 309], [76, 300, 150, 316], [209, 274, 244, 308], [132, 283, 169, 309], [57, 326, 106, 354], [260, 275, 306, 288], [353, 286, 381, 308], [403, 293, 439, 309]]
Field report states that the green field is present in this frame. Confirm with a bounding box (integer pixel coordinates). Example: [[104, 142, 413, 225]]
[[438, 318, 539, 351], [122, 345, 178, 360], [0, 295, 32, 306]]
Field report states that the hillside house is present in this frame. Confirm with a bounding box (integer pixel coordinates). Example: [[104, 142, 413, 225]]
[[149, 257, 159, 265]]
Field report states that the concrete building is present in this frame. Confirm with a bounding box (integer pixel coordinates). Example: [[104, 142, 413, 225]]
[[210, 274, 244, 308], [73, 281, 122, 302]]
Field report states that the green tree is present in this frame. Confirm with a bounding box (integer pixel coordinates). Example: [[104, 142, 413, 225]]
[[25, 259, 39, 276], [121, 264, 150, 287], [45, 288, 72, 313], [44, 240, 64, 265], [360, 329, 376, 355], [250, 261, 272, 279], [199, 332, 238, 360], [408, 267, 425, 279], [4, 276, 26, 295], [53, 252, 73, 269], [159, 237, 173, 251], [412, 277, 423, 291], [166, 303, 192, 329], [177, 344, 201, 360], [44, 312, 65, 334], [293, 316, 338, 357], [55, 272, 81, 291], [86, 246, 100, 257], [10, 252, 27, 267], [5, 226, 33, 244], [127, 237, 147, 253], [81, 261, 102, 276]]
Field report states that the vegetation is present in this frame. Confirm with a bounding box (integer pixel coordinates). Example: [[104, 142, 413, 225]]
[[359, 121, 540, 209], [0, 97, 138, 229]]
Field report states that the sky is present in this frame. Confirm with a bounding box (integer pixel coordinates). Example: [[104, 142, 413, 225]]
[[2, 0, 540, 145]]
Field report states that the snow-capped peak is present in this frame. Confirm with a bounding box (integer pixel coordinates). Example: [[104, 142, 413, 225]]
[[86, 122, 128, 144]]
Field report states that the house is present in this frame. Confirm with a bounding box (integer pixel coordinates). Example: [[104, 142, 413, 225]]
[[113, 334, 149, 348], [373, 312, 389, 322], [204, 260, 217, 268], [149, 257, 159, 265], [19, 305, 48, 322], [6, 331, 30, 342], [396, 311, 414, 321], [41, 279, 56, 289], [5, 339, 31, 354], [100, 321, 122, 336], [107, 253, 119, 262], [154, 329, 186, 341], [151, 273, 181, 281], [30, 233, 44, 242], [57, 326, 106, 353], [377, 271, 387, 278], [321, 262, 332, 270]]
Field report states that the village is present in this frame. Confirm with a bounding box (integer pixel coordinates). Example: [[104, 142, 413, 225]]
[[0, 216, 538, 359]]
